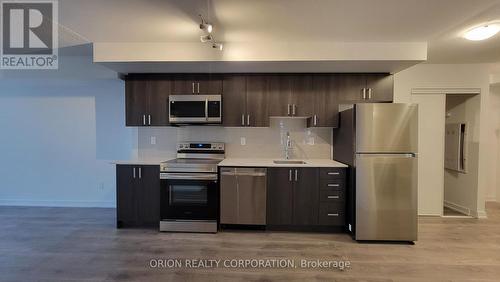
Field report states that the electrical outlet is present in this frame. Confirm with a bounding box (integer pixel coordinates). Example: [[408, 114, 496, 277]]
[[98, 182, 105, 191], [240, 137, 246, 146], [150, 136, 156, 145]]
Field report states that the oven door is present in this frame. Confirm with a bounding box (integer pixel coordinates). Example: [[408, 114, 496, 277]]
[[160, 173, 218, 220], [169, 95, 221, 124]]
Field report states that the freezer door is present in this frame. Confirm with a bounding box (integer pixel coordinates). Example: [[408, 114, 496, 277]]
[[356, 103, 418, 153], [355, 153, 418, 241]]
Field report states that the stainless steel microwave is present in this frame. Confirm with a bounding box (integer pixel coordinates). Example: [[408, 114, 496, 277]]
[[169, 95, 222, 124]]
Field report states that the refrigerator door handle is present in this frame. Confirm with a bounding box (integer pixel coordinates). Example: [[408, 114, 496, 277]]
[[356, 153, 416, 158]]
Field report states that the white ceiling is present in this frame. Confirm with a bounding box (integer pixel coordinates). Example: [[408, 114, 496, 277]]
[[57, 0, 500, 63]]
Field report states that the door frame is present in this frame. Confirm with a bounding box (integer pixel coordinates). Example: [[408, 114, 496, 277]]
[[410, 88, 482, 218]]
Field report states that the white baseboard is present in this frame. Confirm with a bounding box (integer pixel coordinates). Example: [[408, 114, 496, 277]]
[[444, 200, 471, 216], [0, 199, 115, 208], [474, 210, 488, 219]]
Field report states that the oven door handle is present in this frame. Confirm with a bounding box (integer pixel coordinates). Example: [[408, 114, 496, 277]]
[[160, 173, 218, 181]]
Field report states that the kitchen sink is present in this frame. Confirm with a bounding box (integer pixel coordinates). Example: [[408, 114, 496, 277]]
[[273, 160, 307, 165]]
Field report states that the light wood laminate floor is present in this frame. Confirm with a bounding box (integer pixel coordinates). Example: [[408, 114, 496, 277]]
[[1, 203, 500, 282]]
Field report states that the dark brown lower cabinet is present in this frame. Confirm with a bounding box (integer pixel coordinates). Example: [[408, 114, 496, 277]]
[[116, 165, 160, 228], [267, 167, 346, 230]]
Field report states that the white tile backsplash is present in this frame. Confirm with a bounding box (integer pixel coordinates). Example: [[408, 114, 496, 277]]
[[138, 118, 332, 160]]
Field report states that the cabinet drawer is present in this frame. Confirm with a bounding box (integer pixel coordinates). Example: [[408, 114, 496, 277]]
[[319, 190, 344, 203], [319, 168, 345, 180], [319, 179, 345, 191], [318, 203, 345, 226]]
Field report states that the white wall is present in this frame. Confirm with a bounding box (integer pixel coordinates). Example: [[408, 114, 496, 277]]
[[409, 94, 446, 215], [444, 95, 481, 215], [0, 56, 135, 207], [394, 64, 492, 217], [487, 84, 500, 203]]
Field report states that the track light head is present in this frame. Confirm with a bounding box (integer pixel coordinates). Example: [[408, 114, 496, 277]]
[[212, 42, 223, 51], [200, 35, 213, 43], [199, 15, 213, 33]]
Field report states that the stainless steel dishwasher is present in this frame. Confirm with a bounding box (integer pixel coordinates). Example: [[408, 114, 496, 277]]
[[220, 167, 267, 225]]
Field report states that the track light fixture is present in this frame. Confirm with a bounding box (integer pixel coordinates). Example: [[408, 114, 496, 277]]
[[199, 15, 213, 33], [200, 35, 213, 43], [212, 43, 223, 51], [198, 14, 223, 51]]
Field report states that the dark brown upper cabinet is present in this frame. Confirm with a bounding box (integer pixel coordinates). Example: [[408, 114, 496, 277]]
[[171, 74, 222, 95], [267, 75, 293, 117], [125, 77, 170, 126], [308, 75, 339, 128], [245, 75, 270, 127], [337, 74, 393, 103], [290, 75, 315, 117], [222, 75, 247, 127]]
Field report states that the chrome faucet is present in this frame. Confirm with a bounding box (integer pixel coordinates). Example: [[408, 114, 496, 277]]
[[284, 131, 293, 160]]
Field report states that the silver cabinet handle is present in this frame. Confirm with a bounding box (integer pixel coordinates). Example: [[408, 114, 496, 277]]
[[327, 196, 340, 199], [205, 99, 209, 121], [138, 167, 142, 179], [197, 82, 200, 94], [327, 213, 339, 217], [192, 82, 195, 94], [133, 167, 136, 179], [247, 115, 250, 126], [142, 115, 146, 125], [295, 169, 298, 182], [287, 104, 291, 116], [148, 114, 151, 125], [314, 115, 318, 126], [241, 114, 245, 126], [362, 88, 366, 100], [328, 172, 340, 175], [292, 104, 296, 116], [368, 88, 372, 99], [327, 184, 340, 187], [289, 170, 292, 182]]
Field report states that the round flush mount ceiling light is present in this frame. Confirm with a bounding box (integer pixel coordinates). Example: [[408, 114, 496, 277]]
[[463, 24, 500, 41]]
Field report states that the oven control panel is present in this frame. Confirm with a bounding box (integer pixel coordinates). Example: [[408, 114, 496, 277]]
[[177, 142, 225, 151]]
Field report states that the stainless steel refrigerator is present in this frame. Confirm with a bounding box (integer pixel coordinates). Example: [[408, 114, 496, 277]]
[[333, 103, 418, 242]]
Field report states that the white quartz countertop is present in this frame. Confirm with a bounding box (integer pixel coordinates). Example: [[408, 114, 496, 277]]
[[218, 158, 348, 168], [111, 160, 165, 165]]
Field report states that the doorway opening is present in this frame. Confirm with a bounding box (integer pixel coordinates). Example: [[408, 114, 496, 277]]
[[443, 94, 479, 218]]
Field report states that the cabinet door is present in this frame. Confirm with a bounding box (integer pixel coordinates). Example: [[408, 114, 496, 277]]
[[197, 75, 223, 94], [246, 75, 270, 127], [222, 75, 247, 127], [366, 74, 393, 102], [310, 75, 338, 127], [136, 165, 160, 227], [292, 168, 319, 225], [170, 75, 195, 94], [291, 75, 314, 117], [337, 74, 366, 103], [267, 168, 294, 225], [125, 79, 149, 126], [148, 79, 171, 126], [116, 165, 138, 227], [267, 75, 293, 117]]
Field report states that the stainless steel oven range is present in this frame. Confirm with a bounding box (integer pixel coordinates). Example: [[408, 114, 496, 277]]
[[159, 142, 225, 233]]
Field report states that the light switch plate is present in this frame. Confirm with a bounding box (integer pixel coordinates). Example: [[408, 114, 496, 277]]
[[150, 136, 156, 145], [240, 137, 246, 146]]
